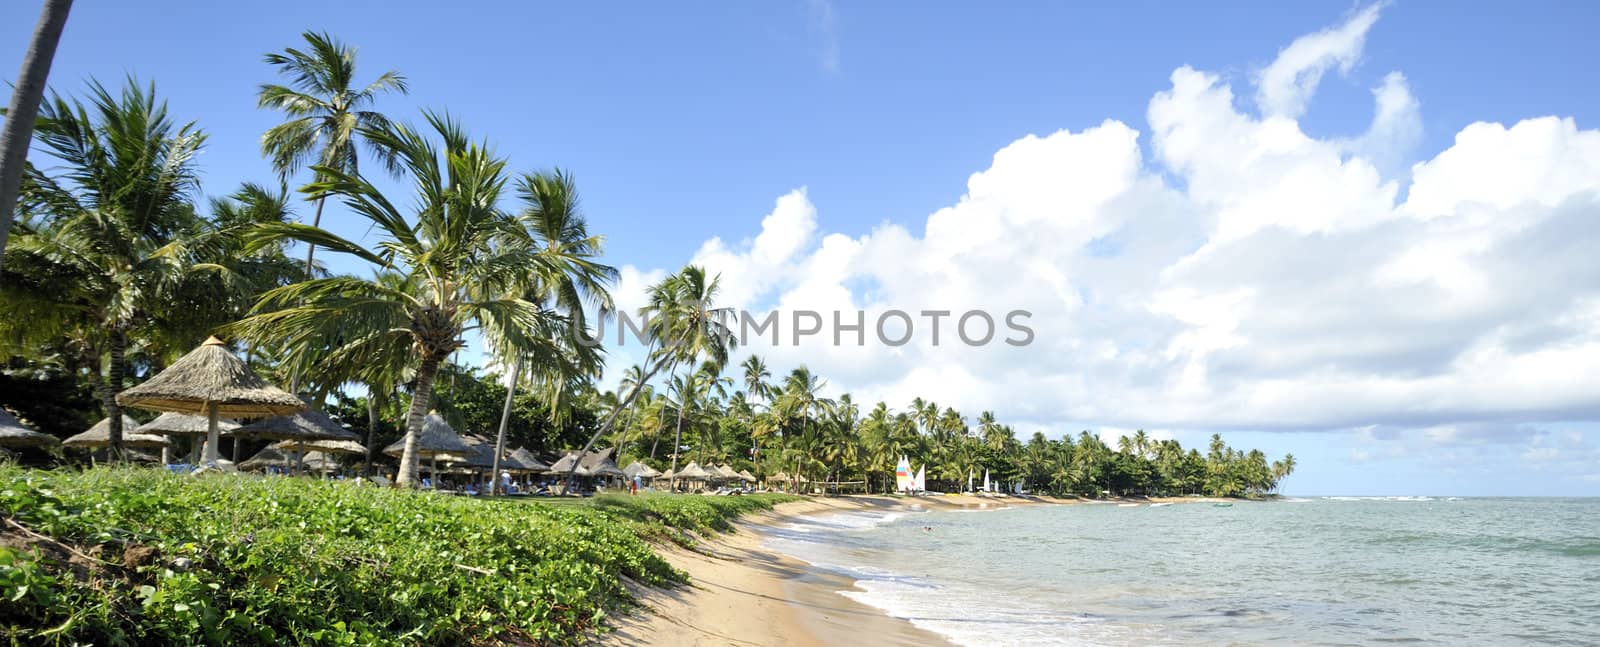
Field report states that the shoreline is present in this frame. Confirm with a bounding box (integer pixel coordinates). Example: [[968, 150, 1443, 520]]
[[605, 492, 1233, 645], [603, 496, 952, 646]]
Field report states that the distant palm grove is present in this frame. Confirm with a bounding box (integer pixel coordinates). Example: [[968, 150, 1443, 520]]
[[0, 32, 1294, 498]]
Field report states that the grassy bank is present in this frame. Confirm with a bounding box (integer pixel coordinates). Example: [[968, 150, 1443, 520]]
[[0, 466, 795, 646]]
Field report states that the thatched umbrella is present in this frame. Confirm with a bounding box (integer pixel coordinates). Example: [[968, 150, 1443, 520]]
[[228, 408, 359, 443], [239, 447, 337, 472], [138, 412, 240, 436], [116, 337, 303, 465], [272, 439, 366, 455], [64, 415, 172, 450], [623, 461, 661, 482], [382, 412, 471, 477], [737, 469, 757, 483], [0, 409, 58, 450], [137, 412, 239, 463]]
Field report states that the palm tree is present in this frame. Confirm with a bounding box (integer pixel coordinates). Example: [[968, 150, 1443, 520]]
[[0, 0, 73, 274], [486, 170, 615, 494], [774, 366, 832, 488], [4, 79, 205, 457], [229, 112, 569, 486], [741, 354, 771, 462], [564, 265, 735, 482], [257, 31, 408, 278]]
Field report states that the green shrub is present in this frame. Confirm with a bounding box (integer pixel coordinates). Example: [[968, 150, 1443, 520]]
[[0, 466, 727, 646]]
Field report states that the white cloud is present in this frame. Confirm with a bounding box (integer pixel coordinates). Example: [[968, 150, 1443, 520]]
[[1255, 3, 1384, 119], [605, 7, 1600, 446]]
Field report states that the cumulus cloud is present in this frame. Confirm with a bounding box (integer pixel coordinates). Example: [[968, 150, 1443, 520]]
[[607, 7, 1600, 448]]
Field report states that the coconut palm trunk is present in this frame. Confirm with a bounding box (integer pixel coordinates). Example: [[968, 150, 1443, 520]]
[[668, 390, 688, 487], [0, 0, 73, 274], [99, 328, 128, 460], [488, 356, 522, 496], [397, 355, 442, 486], [364, 390, 379, 476]]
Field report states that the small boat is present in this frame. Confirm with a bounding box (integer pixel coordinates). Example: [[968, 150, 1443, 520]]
[[1117, 503, 1140, 508], [1212, 502, 1234, 508], [1148, 502, 1173, 508]]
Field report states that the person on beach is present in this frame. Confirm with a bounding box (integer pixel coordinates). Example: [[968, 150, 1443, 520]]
[[631, 475, 640, 496]]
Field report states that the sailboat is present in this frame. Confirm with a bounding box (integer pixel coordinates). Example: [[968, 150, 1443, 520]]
[[913, 465, 926, 493], [983, 469, 991, 493], [895, 456, 912, 492]]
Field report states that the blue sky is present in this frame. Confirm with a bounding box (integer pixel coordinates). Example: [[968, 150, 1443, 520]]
[[5, 1, 1599, 495]]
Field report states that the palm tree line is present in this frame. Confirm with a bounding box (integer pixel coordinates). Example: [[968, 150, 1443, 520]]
[[0, 30, 1296, 497], [596, 356, 1297, 498]]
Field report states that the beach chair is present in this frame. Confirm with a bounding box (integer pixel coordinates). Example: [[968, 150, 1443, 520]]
[[369, 475, 392, 487]]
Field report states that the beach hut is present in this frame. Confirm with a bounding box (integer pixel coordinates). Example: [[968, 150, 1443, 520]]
[[508, 447, 550, 473], [63, 415, 172, 451], [116, 337, 304, 466], [0, 408, 59, 450], [737, 469, 758, 484], [381, 412, 473, 480], [713, 464, 741, 482]]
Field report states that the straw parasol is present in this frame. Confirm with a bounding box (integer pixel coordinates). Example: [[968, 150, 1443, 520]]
[[272, 438, 366, 455], [228, 408, 360, 443], [382, 412, 472, 459], [116, 337, 303, 465], [64, 415, 172, 450], [676, 462, 710, 479], [240, 447, 339, 472], [137, 412, 239, 437], [0, 409, 58, 449], [737, 469, 757, 483], [137, 411, 239, 463], [382, 412, 472, 477], [713, 464, 741, 480], [623, 461, 661, 481]]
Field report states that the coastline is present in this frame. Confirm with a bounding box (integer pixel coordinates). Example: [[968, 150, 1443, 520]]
[[607, 492, 1220, 645], [603, 496, 952, 646]]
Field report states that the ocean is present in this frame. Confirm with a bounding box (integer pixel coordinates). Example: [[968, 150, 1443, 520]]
[[761, 497, 1600, 646]]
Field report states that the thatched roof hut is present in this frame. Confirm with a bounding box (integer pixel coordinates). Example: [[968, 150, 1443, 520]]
[[136, 412, 239, 437], [551, 447, 626, 479], [0, 409, 58, 449], [509, 448, 550, 473], [712, 464, 741, 480], [381, 412, 472, 458], [229, 408, 360, 442], [116, 337, 304, 464], [737, 469, 758, 483], [64, 415, 172, 449]]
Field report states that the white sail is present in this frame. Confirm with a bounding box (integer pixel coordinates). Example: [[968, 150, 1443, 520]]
[[967, 468, 974, 493], [914, 465, 926, 492], [983, 469, 991, 493], [895, 456, 912, 491]]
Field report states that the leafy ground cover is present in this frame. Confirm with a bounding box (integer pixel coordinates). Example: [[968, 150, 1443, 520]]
[[0, 466, 794, 645]]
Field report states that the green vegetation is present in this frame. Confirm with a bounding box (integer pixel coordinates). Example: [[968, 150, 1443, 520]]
[[0, 465, 794, 645]]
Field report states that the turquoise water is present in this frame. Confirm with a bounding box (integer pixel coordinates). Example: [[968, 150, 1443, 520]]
[[762, 498, 1600, 645]]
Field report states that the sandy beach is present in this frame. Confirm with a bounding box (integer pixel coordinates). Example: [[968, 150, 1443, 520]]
[[603, 493, 1091, 646]]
